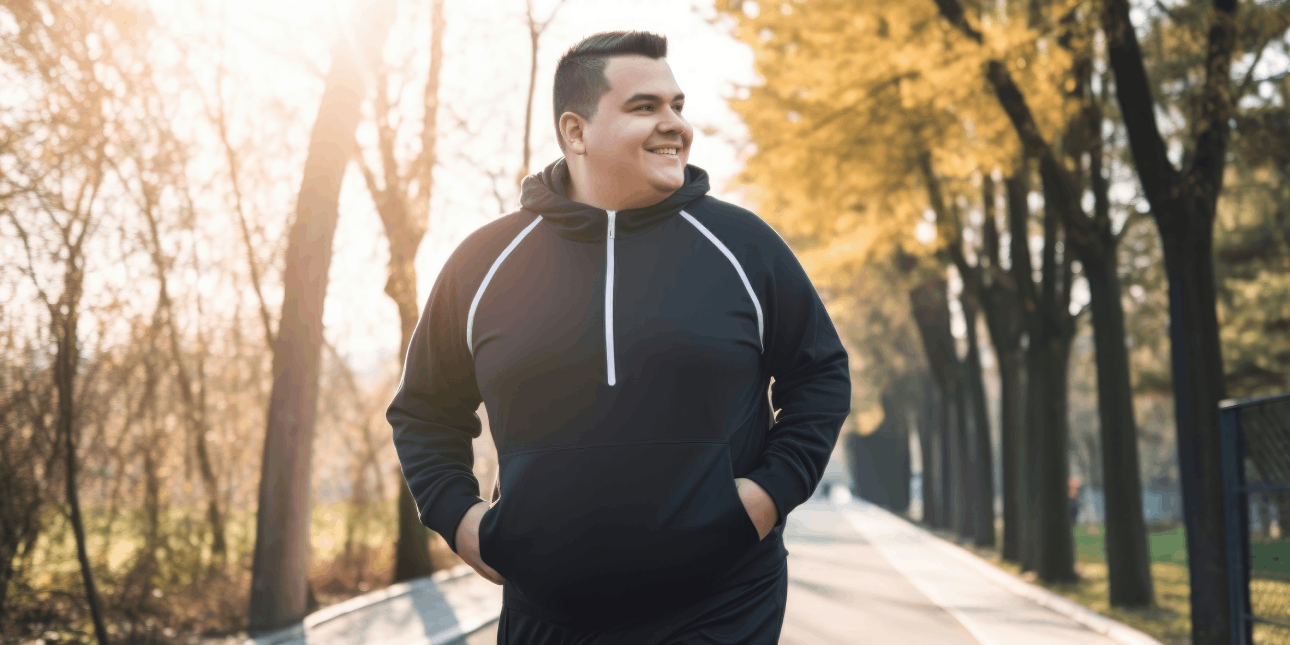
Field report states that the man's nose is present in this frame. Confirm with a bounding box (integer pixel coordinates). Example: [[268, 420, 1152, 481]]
[[658, 107, 687, 135]]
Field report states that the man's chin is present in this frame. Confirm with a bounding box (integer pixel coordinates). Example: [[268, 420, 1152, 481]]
[[648, 171, 686, 193]]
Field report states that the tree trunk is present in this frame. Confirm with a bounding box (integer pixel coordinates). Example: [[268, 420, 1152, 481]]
[[247, 2, 396, 633], [1099, 0, 1237, 634], [1030, 194, 1078, 583], [913, 152, 978, 540], [54, 269, 110, 645], [1084, 250, 1155, 605], [852, 387, 902, 509], [1007, 166, 1042, 574], [993, 171, 1031, 563], [1020, 328, 1044, 573], [964, 304, 997, 548], [141, 195, 227, 564], [1036, 319, 1077, 583], [893, 428, 912, 514], [518, 6, 539, 189], [918, 371, 939, 526], [1162, 208, 1231, 639], [940, 382, 958, 532], [882, 387, 913, 512], [911, 275, 962, 532], [997, 349, 1023, 560], [386, 0, 448, 586], [127, 352, 164, 600], [952, 367, 975, 539], [890, 378, 914, 514]]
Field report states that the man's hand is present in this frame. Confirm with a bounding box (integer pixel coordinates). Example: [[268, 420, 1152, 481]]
[[454, 501, 506, 585], [735, 477, 779, 541]]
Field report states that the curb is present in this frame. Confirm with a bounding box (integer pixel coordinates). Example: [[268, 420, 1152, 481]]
[[865, 502, 1163, 645], [304, 563, 476, 630], [244, 563, 498, 645]]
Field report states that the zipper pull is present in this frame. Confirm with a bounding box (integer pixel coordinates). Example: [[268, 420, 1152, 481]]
[[606, 210, 616, 239]]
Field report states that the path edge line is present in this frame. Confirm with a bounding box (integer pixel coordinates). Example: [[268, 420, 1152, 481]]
[[242, 563, 498, 645], [859, 501, 1163, 645]]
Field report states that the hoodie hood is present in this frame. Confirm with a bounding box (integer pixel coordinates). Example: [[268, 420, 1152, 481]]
[[519, 156, 711, 242]]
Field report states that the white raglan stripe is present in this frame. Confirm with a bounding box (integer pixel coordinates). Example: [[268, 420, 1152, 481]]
[[679, 210, 765, 353], [605, 210, 617, 386], [466, 216, 543, 357]]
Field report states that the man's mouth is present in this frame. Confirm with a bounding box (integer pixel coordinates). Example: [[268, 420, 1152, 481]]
[[647, 147, 680, 156]]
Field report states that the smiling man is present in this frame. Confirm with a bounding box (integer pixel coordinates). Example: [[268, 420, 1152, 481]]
[[388, 31, 851, 644]]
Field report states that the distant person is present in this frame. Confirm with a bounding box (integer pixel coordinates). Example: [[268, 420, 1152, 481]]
[[387, 30, 851, 645], [1069, 476, 1083, 525]]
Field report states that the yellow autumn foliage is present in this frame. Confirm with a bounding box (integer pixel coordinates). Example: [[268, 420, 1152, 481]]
[[719, 0, 1085, 430], [722, 0, 1080, 287]]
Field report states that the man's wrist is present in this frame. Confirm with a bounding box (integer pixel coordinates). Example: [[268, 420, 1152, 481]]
[[743, 470, 793, 529], [430, 489, 488, 554], [735, 477, 778, 538], [454, 500, 490, 553]]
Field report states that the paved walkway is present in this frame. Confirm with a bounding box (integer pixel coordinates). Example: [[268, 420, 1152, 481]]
[[245, 565, 501, 645], [779, 495, 1129, 645], [250, 493, 1151, 645]]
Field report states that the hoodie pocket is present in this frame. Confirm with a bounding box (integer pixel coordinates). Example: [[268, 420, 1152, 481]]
[[477, 440, 760, 619]]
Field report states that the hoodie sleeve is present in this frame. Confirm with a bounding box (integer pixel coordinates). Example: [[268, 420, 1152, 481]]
[[743, 232, 852, 529], [387, 249, 487, 554]]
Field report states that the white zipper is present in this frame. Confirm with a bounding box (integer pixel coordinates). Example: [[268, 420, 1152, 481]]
[[605, 209, 617, 386]]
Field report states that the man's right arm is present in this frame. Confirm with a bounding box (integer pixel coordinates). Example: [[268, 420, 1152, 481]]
[[387, 247, 488, 555]]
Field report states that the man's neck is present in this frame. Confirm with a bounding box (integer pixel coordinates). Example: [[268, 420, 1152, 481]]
[[565, 159, 673, 211]]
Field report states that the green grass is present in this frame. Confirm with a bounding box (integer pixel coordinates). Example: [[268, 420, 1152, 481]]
[[1072, 523, 1190, 566], [1250, 538, 1290, 577], [1075, 524, 1290, 643], [964, 524, 1290, 644], [962, 523, 1191, 645]]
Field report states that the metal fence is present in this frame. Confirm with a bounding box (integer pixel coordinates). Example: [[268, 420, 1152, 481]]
[[1220, 393, 1290, 645]]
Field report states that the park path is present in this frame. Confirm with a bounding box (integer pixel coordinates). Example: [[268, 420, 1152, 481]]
[[465, 493, 1143, 645], [777, 495, 1133, 645], [247, 487, 1154, 645]]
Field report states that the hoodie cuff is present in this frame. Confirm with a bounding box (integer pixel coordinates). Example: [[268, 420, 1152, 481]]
[[744, 460, 812, 529], [421, 482, 488, 555]]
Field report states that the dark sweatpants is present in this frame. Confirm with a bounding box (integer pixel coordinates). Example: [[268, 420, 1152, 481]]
[[494, 559, 789, 645]]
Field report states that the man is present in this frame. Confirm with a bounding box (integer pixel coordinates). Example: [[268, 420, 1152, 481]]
[[388, 31, 851, 644], [1069, 475, 1083, 525]]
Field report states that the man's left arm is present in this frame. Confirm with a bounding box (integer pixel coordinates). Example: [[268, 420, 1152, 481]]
[[743, 232, 852, 530]]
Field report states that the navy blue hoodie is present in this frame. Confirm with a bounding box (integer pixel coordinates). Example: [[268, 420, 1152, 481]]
[[387, 157, 851, 626]]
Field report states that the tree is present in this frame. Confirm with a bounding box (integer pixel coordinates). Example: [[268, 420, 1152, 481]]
[[1019, 177, 1080, 582], [356, 0, 449, 583], [1100, 0, 1240, 634], [921, 155, 996, 548], [0, 1, 166, 640], [909, 268, 972, 535], [130, 141, 229, 567], [977, 172, 1027, 559], [828, 254, 928, 518], [720, 0, 1018, 540], [515, 0, 568, 191], [247, 0, 396, 632], [931, 0, 1154, 601], [1208, 3, 1290, 398]]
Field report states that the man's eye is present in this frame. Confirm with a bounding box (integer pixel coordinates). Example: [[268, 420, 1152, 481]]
[[674, 104, 684, 112]]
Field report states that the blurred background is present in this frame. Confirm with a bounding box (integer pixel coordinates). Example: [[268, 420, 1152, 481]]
[[3, 0, 1289, 643]]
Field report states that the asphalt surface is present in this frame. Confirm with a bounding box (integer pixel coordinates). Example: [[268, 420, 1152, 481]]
[[459, 492, 1128, 645]]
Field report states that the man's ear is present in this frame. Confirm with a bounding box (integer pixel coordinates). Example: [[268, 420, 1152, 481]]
[[559, 112, 587, 155]]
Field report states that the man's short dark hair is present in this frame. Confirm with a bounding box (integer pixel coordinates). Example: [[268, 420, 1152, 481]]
[[552, 31, 668, 152]]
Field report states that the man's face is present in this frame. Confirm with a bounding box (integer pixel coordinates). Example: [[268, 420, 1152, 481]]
[[576, 55, 692, 198]]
